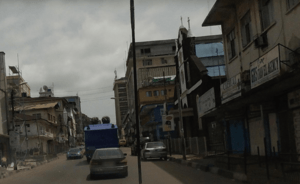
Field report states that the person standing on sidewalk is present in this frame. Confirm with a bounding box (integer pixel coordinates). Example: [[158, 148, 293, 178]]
[[1, 156, 7, 168]]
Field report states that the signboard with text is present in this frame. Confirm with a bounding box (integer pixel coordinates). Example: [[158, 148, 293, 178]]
[[197, 88, 215, 118], [250, 45, 280, 89], [220, 73, 242, 104], [162, 115, 175, 132]]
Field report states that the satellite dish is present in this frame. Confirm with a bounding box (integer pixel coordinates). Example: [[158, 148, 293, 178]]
[[43, 85, 48, 91]]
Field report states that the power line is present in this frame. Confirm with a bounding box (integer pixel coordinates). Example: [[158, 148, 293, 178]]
[[54, 85, 112, 93]]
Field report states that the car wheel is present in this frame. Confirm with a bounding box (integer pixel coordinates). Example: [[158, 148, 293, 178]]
[[122, 170, 128, 177], [90, 173, 95, 180], [87, 158, 91, 163], [143, 153, 147, 161]]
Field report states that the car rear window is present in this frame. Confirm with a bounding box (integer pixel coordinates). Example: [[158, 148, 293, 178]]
[[93, 149, 124, 159], [69, 148, 80, 152], [146, 142, 165, 148]]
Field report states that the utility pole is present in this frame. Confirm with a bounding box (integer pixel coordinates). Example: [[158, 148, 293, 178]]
[[176, 81, 186, 160], [130, 0, 142, 183], [163, 72, 171, 156]]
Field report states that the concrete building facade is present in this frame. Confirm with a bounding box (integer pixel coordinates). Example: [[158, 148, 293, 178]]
[[113, 77, 128, 139], [202, 0, 300, 159]]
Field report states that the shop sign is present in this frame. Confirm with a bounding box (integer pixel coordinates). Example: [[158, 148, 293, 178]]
[[288, 89, 300, 108], [162, 115, 175, 132], [220, 73, 242, 104], [197, 88, 215, 118], [250, 45, 280, 89]]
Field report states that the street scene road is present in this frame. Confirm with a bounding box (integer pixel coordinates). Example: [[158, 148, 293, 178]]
[[1, 148, 238, 184]]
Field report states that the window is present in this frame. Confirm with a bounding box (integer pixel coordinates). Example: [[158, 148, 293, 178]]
[[172, 46, 176, 51], [187, 61, 191, 82], [141, 48, 151, 54], [48, 113, 50, 120], [21, 92, 27, 97], [153, 90, 159, 96], [241, 11, 252, 47], [26, 124, 30, 132], [161, 90, 167, 96], [33, 113, 41, 119], [53, 116, 56, 122], [259, 0, 274, 31], [181, 70, 185, 84], [287, 0, 300, 10], [227, 29, 236, 59], [143, 59, 152, 66], [161, 58, 168, 64], [146, 91, 152, 97], [178, 50, 183, 64]]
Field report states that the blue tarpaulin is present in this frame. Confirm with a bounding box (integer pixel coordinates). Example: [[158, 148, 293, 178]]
[[84, 124, 118, 131]]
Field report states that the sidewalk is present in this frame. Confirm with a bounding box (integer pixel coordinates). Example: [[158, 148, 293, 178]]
[[0, 153, 64, 180], [169, 153, 299, 184]]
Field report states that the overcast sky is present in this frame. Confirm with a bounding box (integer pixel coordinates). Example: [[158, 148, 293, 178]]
[[0, 0, 220, 124]]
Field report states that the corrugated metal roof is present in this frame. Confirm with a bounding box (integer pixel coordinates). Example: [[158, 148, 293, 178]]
[[14, 101, 58, 111], [195, 42, 224, 58], [84, 124, 118, 131], [207, 65, 226, 77]]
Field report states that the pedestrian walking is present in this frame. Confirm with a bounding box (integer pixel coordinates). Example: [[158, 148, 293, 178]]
[[1, 156, 7, 168]]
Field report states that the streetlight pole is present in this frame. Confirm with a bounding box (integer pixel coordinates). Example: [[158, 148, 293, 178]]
[[130, 0, 142, 183]]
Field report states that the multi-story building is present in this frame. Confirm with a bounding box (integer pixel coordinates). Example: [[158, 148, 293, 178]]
[[7, 75, 31, 98], [113, 77, 128, 139], [124, 39, 177, 144], [63, 96, 83, 146], [168, 22, 226, 151], [12, 97, 69, 155], [202, 0, 300, 159], [0, 52, 9, 163]]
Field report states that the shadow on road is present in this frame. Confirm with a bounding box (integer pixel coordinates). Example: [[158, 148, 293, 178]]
[[76, 160, 89, 166], [86, 174, 126, 181]]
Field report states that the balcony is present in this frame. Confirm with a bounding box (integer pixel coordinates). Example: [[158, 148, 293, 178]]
[[39, 130, 54, 140]]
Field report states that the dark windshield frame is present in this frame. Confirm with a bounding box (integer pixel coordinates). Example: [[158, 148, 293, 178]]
[[69, 148, 80, 152], [92, 149, 124, 159], [146, 142, 165, 148]]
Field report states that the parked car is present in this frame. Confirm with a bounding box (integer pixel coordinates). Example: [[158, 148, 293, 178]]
[[89, 148, 128, 179], [141, 142, 167, 160], [76, 146, 85, 155], [119, 139, 126, 147], [131, 137, 150, 156], [66, 148, 84, 159]]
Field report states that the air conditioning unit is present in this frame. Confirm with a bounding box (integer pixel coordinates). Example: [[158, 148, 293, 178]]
[[254, 33, 268, 48]]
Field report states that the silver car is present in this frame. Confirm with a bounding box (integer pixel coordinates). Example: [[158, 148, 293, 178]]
[[141, 142, 167, 160], [66, 148, 84, 159], [89, 148, 128, 179]]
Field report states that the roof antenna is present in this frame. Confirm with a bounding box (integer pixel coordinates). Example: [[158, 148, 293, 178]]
[[187, 17, 193, 37], [114, 69, 117, 79]]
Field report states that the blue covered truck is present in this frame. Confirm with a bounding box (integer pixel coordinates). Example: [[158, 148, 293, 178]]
[[84, 124, 119, 162]]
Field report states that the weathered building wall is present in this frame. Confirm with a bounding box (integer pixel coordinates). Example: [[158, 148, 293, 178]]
[[139, 85, 175, 105]]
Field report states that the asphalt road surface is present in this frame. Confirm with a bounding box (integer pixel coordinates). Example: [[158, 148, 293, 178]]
[[1, 148, 239, 184]]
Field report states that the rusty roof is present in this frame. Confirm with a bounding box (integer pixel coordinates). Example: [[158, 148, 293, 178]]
[[14, 101, 59, 111]]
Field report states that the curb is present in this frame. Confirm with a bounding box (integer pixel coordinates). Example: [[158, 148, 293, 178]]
[[170, 157, 247, 182], [0, 155, 60, 180]]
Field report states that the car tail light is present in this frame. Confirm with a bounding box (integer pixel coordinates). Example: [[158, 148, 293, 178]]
[[116, 158, 127, 166]]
